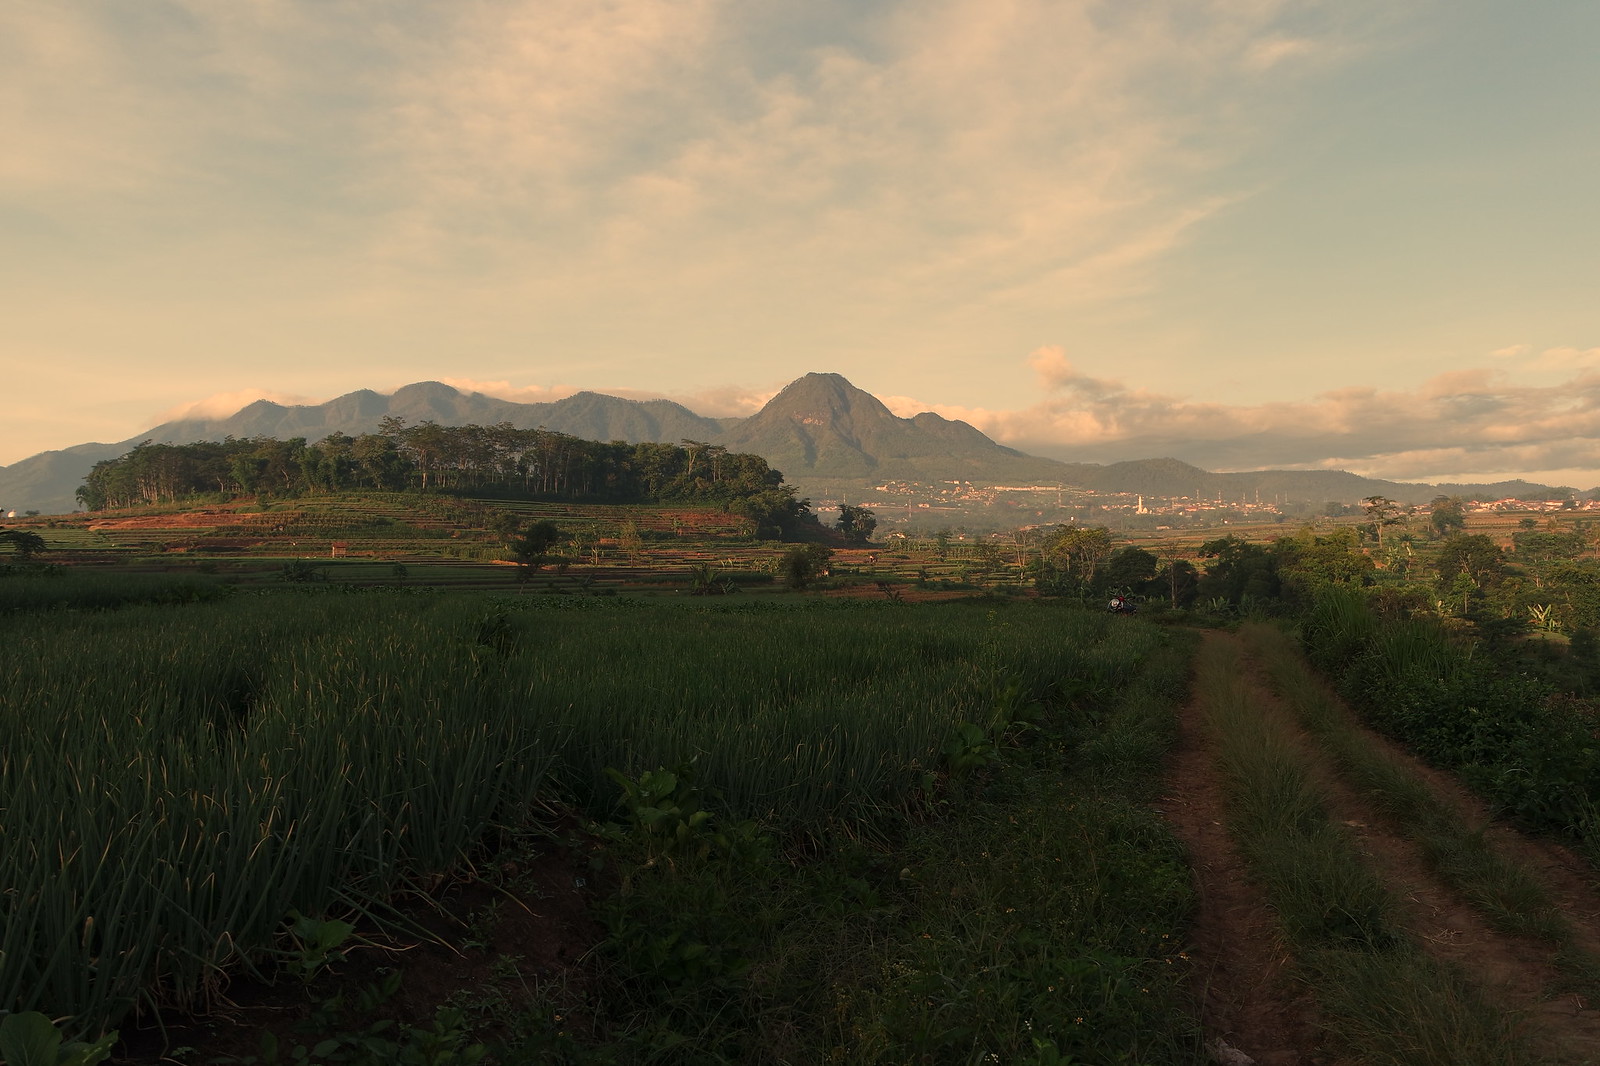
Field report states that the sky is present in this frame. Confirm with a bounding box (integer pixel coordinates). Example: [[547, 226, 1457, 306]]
[[3, 1, 1599, 487]]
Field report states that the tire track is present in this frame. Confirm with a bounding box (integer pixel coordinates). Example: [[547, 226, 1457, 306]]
[[1162, 631, 1340, 1066], [1168, 628, 1600, 1065]]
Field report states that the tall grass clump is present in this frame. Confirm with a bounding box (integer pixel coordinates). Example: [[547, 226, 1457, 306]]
[[2, 595, 558, 1037], [1302, 585, 1377, 668]]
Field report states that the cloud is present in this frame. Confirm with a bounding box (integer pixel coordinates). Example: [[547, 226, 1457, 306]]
[[655, 385, 778, 419], [0, 6, 172, 194], [1528, 347, 1600, 375], [153, 388, 324, 423], [437, 378, 584, 405], [355, 0, 1368, 316], [893, 346, 1600, 487], [1243, 36, 1318, 72]]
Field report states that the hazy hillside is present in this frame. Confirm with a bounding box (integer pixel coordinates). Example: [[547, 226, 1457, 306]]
[[0, 373, 1573, 515], [137, 382, 733, 451]]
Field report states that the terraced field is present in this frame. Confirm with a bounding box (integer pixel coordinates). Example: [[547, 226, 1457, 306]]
[[8, 494, 1036, 596]]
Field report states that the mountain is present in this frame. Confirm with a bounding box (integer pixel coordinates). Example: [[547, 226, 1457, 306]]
[[1065, 461, 1573, 508], [136, 381, 732, 451], [0, 373, 1573, 515], [717, 373, 1069, 482], [0, 442, 131, 517], [1068, 460, 1419, 505]]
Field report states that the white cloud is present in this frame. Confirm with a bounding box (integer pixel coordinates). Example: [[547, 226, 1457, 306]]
[[887, 345, 1600, 486], [437, 378, 584, 405], [153, 388, 324, 423], [655, 385, 778, 419], [353, 0, 1361, 318], [1528, 347, 1600, 375], [1243, 36, 1318, 72]]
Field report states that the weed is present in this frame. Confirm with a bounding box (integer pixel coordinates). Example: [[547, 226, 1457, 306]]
[[0, 1012, 117, 1066], [281, 911, 357, 985]]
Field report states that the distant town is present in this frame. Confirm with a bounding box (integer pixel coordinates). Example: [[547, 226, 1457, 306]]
[[810, 479, 1600, 535]]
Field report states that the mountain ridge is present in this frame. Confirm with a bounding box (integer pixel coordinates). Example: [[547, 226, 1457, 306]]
[[0, 372, 1577, 515]]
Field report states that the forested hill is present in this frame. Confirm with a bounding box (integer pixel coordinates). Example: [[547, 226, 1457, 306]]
[[75, 426, 811, 537], [1, 382, 736, 516]]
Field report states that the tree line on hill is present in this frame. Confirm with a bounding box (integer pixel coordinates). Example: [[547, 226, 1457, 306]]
[[74, 421, 811, 537]]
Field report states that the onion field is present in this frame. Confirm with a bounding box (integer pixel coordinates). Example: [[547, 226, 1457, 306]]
[[0, 593, 1164, 1042]]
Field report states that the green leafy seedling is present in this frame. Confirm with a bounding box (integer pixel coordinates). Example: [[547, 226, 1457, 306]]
[[942, 721, 999, 776], [285, 909, 357, 982], [0, 1012, 117, 1066]]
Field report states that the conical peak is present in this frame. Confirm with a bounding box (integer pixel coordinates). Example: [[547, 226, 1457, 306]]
[[759, 372, 892, 422]]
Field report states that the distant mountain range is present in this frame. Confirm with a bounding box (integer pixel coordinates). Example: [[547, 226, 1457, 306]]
[[0, 372, 1572, 515]]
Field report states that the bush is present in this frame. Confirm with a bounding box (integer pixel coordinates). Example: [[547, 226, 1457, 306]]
[[1303, 589, 1600, 845], [779, 544, 833, 590]]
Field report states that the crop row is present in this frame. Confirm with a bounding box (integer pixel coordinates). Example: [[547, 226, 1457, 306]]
[[0, 594, 1164, 1040]]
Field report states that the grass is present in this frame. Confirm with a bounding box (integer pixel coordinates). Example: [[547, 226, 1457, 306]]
[[1241, 622, 1572, 944], [1193, 635, 1546, 1066], [0, 567, 231, 611]]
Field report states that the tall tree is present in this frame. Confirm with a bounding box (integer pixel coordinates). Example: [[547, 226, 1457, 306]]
[[836, 504, 877, 545], [1430, 495, 1467, 536], [1361, 495, 1403, 548], [1435, 533, 1505, 588], [508, 520, 565, 584]]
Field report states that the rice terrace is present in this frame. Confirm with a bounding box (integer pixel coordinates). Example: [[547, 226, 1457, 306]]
[[6, 438, 1600, 1066]]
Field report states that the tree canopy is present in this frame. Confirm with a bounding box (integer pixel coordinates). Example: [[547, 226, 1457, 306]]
[[76, 424, 810, 536], [836, 504, 877, 545]]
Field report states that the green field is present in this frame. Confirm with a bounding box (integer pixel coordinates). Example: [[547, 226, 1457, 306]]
[[1, 587, 1203, 1062], [11, 491, 1600, 1064]]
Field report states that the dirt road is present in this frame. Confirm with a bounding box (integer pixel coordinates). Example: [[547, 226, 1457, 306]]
[[1164, 629, 1600, 1066]]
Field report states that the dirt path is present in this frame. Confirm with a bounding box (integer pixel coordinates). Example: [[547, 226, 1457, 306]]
[[1162, 631, 1340, 1066], [1164, 630, 1600, 1065]]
